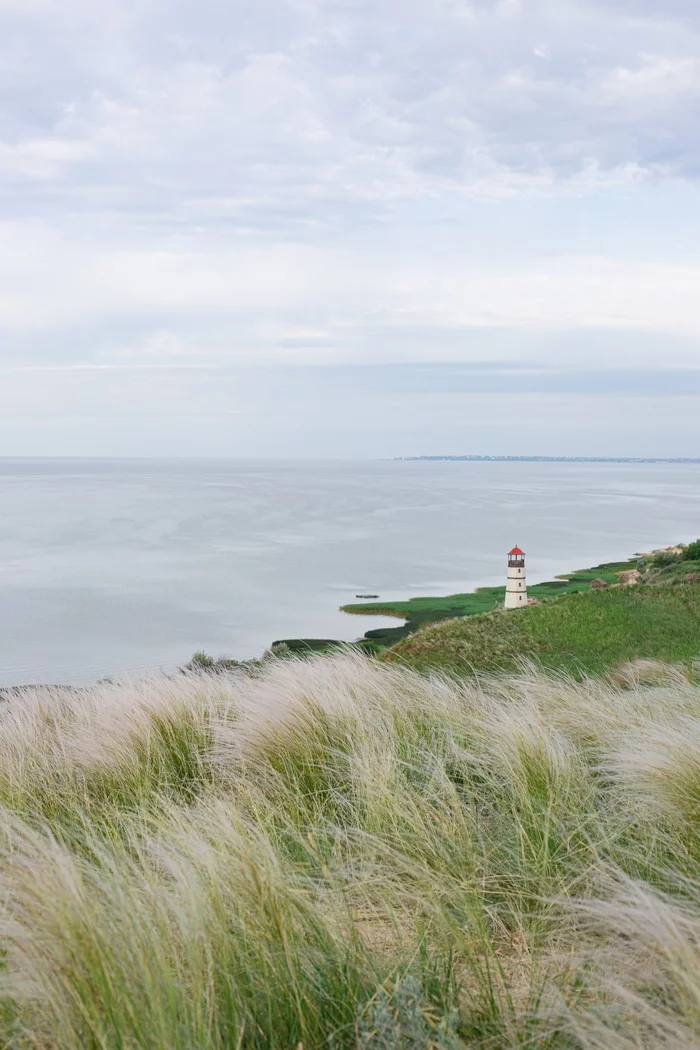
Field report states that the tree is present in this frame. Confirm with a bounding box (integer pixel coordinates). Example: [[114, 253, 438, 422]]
[[682, 538, 700, 561]]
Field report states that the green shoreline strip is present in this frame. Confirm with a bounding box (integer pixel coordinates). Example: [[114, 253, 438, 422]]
[[341, 559, 639, 647]]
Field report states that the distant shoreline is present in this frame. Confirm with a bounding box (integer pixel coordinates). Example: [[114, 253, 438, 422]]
[[396, 456, 700, 463]]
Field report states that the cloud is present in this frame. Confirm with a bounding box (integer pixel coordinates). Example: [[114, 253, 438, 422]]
[[3, 0, 700, 223], [1, 0, 700, 454], [3, 229, 700, 369], [4, 0, 700, 219]]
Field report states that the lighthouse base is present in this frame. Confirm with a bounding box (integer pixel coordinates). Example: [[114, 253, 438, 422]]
[[505, 565, 527, 609], [504, 591, 528, 609]]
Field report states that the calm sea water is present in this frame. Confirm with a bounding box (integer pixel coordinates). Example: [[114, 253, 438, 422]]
[[1, 458, 699, 685]]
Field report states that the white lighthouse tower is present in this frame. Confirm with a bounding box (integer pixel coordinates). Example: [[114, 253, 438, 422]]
[[505, 545, 527, 609]]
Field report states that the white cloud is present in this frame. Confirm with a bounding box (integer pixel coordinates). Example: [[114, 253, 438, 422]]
[[2, 0, 700, 453], [0, 136, 94, 178], [2, 221, 700, 369], [600, 54, 698, 98], [3, 0, 700, 217]]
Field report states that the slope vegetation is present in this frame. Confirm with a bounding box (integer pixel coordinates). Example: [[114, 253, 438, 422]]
[[388, 581, 700, 677]]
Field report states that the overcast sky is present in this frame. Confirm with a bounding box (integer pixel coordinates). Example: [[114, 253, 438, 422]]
[[1, 0, 699, 457]]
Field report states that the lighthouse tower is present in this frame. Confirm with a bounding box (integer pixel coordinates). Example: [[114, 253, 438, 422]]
[[505, 546, 527, 609]]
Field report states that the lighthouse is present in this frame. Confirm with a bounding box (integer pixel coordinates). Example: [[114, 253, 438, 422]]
[[505, 546, 527, 609]]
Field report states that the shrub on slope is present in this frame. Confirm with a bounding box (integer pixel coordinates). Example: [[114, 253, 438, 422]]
[[643, 558, 700, 585], [683, 539, 700, 561], [1, 654, 700, 1048]]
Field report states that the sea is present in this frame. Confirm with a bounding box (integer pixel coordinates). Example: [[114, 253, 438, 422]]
[[1, 457, 699, 685]]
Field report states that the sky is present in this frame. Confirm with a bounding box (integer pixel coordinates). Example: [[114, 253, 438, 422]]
[[1, 0, 700, 458]]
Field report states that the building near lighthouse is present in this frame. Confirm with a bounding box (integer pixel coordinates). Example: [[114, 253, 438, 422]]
[[505, 546, 527, 609]]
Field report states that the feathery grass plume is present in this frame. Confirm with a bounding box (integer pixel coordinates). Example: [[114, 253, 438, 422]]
[[603, 716, 700, 829], [0, 653, 699, 1047], [0, 672, 239, 842], [567, 876, 700, 1050], [0, 802, 379, 1050]]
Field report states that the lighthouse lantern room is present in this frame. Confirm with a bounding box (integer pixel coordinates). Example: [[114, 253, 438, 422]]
[[505, 546, 528, 609]]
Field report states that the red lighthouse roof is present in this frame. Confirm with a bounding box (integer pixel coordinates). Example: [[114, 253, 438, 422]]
[[508, 545, 525, 556]]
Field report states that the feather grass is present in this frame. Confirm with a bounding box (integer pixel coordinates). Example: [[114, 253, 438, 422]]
[[0, 653, 698, 1047]]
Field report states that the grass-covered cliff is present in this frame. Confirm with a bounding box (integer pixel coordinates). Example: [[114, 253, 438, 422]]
[[388, 579, 700, 677]]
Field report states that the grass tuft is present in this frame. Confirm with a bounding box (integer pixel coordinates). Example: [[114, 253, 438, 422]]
[[0, 653, 700, 1047]]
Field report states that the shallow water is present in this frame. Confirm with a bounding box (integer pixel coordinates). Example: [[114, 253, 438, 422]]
[[1, 458, 699, 684]]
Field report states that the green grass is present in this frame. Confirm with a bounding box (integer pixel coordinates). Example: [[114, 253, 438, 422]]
[[341, 559, 639, 647], [388, 581, 700, 677], [644, 558, 700, 585], [2, 654, 700, 1048]]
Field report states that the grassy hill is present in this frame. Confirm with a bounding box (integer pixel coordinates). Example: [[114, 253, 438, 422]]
[[2, 654, 700, 1049], [388, 578, 700, 677], [643, 557, 700, 585]]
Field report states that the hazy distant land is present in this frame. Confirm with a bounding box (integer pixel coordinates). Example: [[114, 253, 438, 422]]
[[396, 455, 700, 463]]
